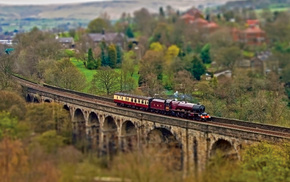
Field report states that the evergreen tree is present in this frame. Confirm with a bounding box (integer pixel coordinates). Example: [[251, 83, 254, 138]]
[[200, 44, 212, 64], [125, 26, 134, 38], [116, 45, 123, 65], [191, 56, 206, 80], [87, 48, 95, 69], [108, 44, 117, 68], [100, 41, 108, 66], [159, 7, 165, 17]]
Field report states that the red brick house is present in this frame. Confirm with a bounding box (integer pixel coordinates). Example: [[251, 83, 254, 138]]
[[186, 7, 203, 19], [231, 20, 266, 46], [180, 14, 195, 24], [246, 19, 259, 27], [239, 26, 266, 45], [180, 7, 219, 34]]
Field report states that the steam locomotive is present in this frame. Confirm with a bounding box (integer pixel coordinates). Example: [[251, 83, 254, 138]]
[[113, 92, 211, 121]]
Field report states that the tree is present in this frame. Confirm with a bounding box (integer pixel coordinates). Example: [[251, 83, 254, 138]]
[[75, 34, 94, 62], [68, 29, 76, 39], [133, 8, 155, 36], [282, 64, 290, 84], [0, 91, 26, 120], [173, 70, 196, 95], [86, 48, 99, 69], [87, 18, 112, 33], [241, 142, 290, 182], [125, 26, 134, 38], [26, 103, 71, 140], [159, 7, 165, 17], [120, 51, 136, 91], [100, 41, 108, 66], [0, 46, 15, 89], [152, 22, 171, 45], [116, 45, 123, 65], [0, 138, 28, 181], [90, 67, 120, 95], [191, 56, 206, 80], [165, 44, 179, 64], [36, 130, 66, 153], [44, 58, 86, 91], [13, 28, 62, 78], [139, 49, 163, 82], [200, 44, 211, 64], [214, 46, 242, 70], [0, 112, 19, 139], [107, 44, 117, 68], [142, 73, 163, 96]]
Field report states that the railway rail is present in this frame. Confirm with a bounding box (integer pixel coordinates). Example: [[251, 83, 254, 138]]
[[13, 75, 290, 140]]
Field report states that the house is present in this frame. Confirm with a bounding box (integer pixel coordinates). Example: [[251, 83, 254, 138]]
[[88, 32, 127, 49], [0, 35, 14, 45], [57, 37, 75, 49], [180, 13, 195, 24], [246, 19, 259, 27], [185, 7, 203, 19], [239, 51, 278, 75], [203, 22, 219, 33], [239, 26, 266, 45], [180, 7, 203, 23], [192, 18, 208, 27], [180, 7, 219, 33], [231, 20, 267, 46]]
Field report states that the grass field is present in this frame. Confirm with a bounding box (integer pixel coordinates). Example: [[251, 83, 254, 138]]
[[71, 57, 140, 93], [256, 6, 290, 14], [70, 58, 96, 92]]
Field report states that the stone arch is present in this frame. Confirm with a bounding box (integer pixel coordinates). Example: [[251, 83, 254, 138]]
[[88, 112, 100, 150], [73, 109, 86, 142], [63, 105, 70, 111], [26, 94, 32, 102], [33, 96, 40, 103], [103, 116, 118, 156], [121, 120, 137, 151], [210, 139, 237, 159], [147, 127, 183, 170], [44, 99, 51, 103]]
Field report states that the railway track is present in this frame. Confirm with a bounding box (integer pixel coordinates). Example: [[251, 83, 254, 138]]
[[13, 75, 290, 140]]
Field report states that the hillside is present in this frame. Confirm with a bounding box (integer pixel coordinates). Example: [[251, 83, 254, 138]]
[[0, 0, 230, 20]]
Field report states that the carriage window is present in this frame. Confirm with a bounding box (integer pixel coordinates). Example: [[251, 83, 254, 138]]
[[136, 99, 139, 103]]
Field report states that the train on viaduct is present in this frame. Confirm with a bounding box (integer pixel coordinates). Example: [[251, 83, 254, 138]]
[[17, 76, 290, 173]]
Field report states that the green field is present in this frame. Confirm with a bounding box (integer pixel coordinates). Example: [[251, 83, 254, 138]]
[[0, 18, 89, 32], [71, 57, 140, 93], [256, 4, 290, 14]]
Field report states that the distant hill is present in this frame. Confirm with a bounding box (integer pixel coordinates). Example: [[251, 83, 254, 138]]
[[0, 0, 230, 21]]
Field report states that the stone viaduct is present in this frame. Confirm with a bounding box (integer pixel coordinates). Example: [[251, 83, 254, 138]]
[[23, 84, 289, 173]]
